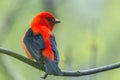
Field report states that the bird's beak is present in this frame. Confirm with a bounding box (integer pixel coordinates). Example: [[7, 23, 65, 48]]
[[55, 19, 61, 24]]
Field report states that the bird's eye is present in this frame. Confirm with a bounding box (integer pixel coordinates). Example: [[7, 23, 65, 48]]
[[47, 17, 52, 22]]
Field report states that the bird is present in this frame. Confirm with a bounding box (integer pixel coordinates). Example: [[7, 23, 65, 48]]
[[22, 12, 62, 78]]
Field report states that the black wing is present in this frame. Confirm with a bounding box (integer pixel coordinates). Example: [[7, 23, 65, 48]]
[[23, 28, 45, 64], [23, 28, 62, 75], [50, 36, 60, 64], [44, 35, 62, 75]]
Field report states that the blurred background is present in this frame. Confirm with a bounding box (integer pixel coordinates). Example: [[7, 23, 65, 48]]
[[0, 0, 120, 80]]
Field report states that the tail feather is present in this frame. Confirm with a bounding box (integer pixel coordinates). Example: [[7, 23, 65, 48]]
[[44, 58, 63, 75]]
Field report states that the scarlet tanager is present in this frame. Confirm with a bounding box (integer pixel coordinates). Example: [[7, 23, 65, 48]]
[[22, 12, 62, 76]]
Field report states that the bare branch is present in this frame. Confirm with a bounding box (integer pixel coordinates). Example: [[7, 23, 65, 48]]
[[62, 62, 120, 76], [0, 47, 120, 77], [0, 48, 44, 71]]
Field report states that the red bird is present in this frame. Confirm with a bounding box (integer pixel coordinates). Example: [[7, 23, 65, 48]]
[[22, 12, 62, 77]]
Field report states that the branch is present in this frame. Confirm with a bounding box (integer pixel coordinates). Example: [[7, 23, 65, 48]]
[[0, 47, 120, 77], [0, 48, 44, 71], [62, 62, 120, 76]]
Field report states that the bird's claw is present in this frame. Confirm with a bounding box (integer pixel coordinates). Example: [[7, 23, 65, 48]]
[[40, 73, 48, 79]]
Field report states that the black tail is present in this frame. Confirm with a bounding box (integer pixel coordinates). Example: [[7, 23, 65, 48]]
[[44, 58, 63, 75]]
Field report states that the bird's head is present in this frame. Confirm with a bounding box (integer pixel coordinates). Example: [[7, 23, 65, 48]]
[[31, 12, 60, 33]]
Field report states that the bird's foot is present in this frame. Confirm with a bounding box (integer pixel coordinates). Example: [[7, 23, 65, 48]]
[[40, 73, 48, 79]]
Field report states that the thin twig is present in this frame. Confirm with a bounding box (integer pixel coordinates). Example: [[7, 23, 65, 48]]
[[0, 48, 44, 71], [62, 62, 120, 76], [0, 47, 120, 77]]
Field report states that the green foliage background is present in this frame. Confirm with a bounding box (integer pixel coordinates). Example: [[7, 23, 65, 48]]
[[0, 0, 120, 80]]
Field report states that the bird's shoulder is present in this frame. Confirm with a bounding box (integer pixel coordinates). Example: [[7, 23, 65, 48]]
[[23, 28, 45, 49]]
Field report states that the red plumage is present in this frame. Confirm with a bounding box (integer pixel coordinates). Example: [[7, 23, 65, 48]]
[[30, 12, 56, 61], [22, 12, 61, 61]]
